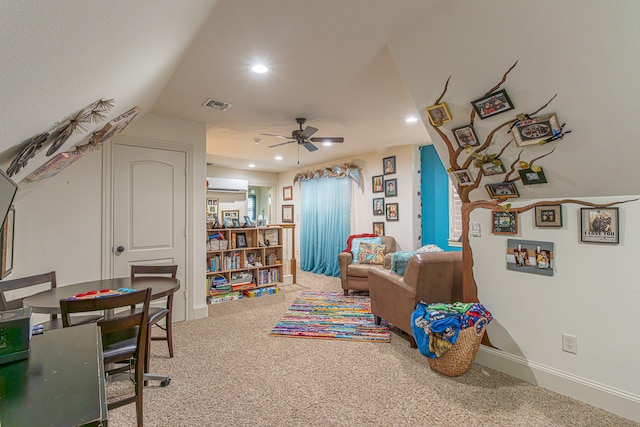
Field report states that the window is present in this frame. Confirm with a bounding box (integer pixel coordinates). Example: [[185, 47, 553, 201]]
[[248, 195, 256, 220], [449, 178, 462, 245]]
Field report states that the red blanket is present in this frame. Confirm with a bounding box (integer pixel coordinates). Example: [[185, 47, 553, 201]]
[[343, 233, 380, 253]]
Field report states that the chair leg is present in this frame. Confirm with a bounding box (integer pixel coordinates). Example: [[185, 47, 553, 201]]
[[135, 361, 144, 427], [343, 289, 349, 296], [166, 312, 174, 358], [409, 335, 417, 349], [374, 315, 382, 326]]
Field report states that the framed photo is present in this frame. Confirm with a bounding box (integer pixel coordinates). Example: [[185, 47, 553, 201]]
[[452, 169, 473, 186], [519, 168, 548, 185], [373, 222, 385, 236], [383, 156, 396, 175], [282, 204, 294, 223], [222, 210, 239, 220], [471, 89, 514, 120], [492, 210, 518, 234], [384, 178, 397, 197], [0, 206, 14, 279], [386, 203, 399, 221], [283, 186, 293, 201], [372, 175, 384, 193], [373, 198, 385, 216], [481, 161, 506, 176], [513, 248, 531, 267], [535, 205, 562, 227], [224, 218, 232, 228], [580, 207, 619, 244], [244, 215, 254, 227], [235, 232, 248, 248], [507, 239, 554, 277], [452, 124, 480, 148], [232, 218, 241, 228], [425, 103, 452, 126], [513, 113, 561, 147], [485, 182, 520, 199]]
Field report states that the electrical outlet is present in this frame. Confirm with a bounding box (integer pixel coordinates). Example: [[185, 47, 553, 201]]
[[562, 333, 577, 354]]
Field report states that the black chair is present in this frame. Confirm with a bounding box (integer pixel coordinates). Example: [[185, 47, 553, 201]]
[[0, 271, 100, 330], [60, 287, 152, 427], [130, 265, 177, 373]]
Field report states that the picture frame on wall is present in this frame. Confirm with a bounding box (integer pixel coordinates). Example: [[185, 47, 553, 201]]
[[519, 168, 548, 185], [452, 124, 480, 148], [492, 210, 518, 234], [0, 205, 14, 279], [580, 207, 619, 244], [425, 103, 452, 126], [386, 203, 399, 221], [471, 89, 514, 120], [452, 169, 473, 186], [384, 178, 397, 197], [535, 205, 562, 227], [383, 156, 396, 175], [283, 186, 293, 201], [373, 198, 385, 216], [282, 204, 294, 223], [513, 113, 561, 147], [372, 175, 384, 193], [373, 222, 385, 236], [481, 162, 506, 176], [222, 210, 240, 220], [485, 182, 519, 199]]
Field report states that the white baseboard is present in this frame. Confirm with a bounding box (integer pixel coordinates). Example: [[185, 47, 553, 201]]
[[475, 346, 640, 423], [192, 304, 208, 320]]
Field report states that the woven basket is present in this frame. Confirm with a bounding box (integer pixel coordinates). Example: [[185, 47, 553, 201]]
[[427, 317, 487, 377]]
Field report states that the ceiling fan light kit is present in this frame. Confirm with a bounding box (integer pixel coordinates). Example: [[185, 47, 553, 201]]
[[262, 117, 344, 153]]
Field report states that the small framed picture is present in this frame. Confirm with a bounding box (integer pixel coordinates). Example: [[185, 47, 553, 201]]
[[383, 156, 396, 175], [513, 113, 561, 147], [452, 169, 474, 186], [535, 205, 562, 227], [513, 248, 530, 267], [471, 89, 514, 120], [481, 162, 506, 176], [244, 215, 254, 227], [485, 182, 520, 199], [492, 210, 518, 234], [373, 198, 385, 216], [372, 175, 384, 193], [425, 103, 452, 126], [373, 222, 385, 236], [580, 207, 619, 244], [232, 218, 241, 228], [452, 124, 480, 148], [222, 210, 240, 220], [282, 204, 294, 223], [386, 203, 399, 221], [235, 232, 248, 248], [519, 168, 548, 185], [224, 218, 232, 228], [384, 178, 397, 197], [283, 186, 293, 201]]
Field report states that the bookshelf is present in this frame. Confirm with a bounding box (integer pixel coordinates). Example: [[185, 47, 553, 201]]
[[206, 226, 283, 303]]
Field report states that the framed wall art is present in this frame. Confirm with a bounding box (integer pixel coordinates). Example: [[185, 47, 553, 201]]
[[282, 204, 294, 223], [372, 175, 384, 193], [485, 182, 519, 199], [386, 203, 398, 221], [373, 198, 385, 216], [0, 205, 14, 279], [452, 169, 473, 186], [580, 207, 619, 244], [481, 162, 506, 176], [471, 89, 514, 120], [535, 205, 562, 227], [222, 210, 240, 220], [425, 103, 452, 126], [492, 210, 518, 234], [519, 168, 548, 185], [513, 113, 561, 147], [373, 222, 385, 236], [506, 239, 555, 277], [384, 178, 397, 197], [283, 186, 293, 201], [452, 124, 480, 148], [383, 156, 396, 175]]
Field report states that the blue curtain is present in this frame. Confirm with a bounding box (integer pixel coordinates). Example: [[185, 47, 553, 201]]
[[300, 176, 351, 276]]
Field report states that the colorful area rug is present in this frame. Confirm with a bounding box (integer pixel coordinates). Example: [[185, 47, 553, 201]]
[[270, 291, 390, 342]]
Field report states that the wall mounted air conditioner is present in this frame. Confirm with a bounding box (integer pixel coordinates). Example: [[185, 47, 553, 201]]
[[207, 177, 248, 193]]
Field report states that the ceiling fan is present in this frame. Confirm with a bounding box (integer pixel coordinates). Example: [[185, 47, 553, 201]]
[[262, 117, 344, 152]]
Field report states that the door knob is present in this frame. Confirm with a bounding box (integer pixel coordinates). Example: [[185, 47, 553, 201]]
[[116, 245, 125, 254]]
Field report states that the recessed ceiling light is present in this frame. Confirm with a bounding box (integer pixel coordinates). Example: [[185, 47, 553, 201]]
[[275, 155, 283, 160], [405, 116, 419, 123], [251, 64, 269, 74], [248, 163, 256, 168]]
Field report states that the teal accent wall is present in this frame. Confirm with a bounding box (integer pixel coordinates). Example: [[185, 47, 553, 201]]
[[421, 145, 461, 252]]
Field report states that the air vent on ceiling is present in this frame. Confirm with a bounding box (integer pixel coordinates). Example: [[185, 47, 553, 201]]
[[202, 98, 233, 111]]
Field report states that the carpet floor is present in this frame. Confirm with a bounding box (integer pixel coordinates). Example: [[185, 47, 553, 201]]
[[106, 270, 639, 427]]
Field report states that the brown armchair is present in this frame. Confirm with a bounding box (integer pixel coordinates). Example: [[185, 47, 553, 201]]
[[338, 236, 397, 295], [368, 251, 462, 347]]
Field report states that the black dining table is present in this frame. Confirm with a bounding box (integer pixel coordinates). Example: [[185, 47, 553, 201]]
[[23, 276, 180, 315]]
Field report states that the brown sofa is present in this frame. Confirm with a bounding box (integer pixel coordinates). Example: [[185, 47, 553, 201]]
[[368, 251, 462, 347], [338, 236, 397, 295]]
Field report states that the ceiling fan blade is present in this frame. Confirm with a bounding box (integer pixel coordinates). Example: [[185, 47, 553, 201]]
[[302, 142, 318, 152], [268, 140, 295, 148], [309, 137, 344, 143], [261, 133, 292, 139], [300, 126, 318, 138]]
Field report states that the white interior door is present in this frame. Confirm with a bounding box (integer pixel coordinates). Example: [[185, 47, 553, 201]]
[[112, 143, 187, 322]]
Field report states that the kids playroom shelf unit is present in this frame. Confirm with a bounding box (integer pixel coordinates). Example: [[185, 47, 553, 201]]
[[206, 226, 283, 303]]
